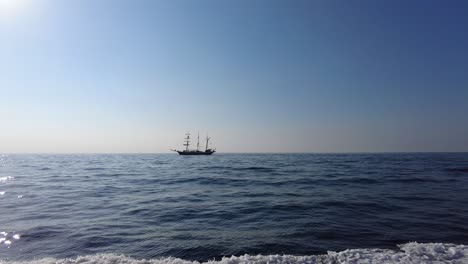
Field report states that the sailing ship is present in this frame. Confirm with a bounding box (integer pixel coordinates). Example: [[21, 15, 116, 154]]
[[172, 133, 216, 155]]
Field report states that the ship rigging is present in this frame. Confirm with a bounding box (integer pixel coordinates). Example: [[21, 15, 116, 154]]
[[172, 132, 216, 155]]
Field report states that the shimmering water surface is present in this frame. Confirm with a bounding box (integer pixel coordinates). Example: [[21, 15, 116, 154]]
[[1, 153, 468, 261]]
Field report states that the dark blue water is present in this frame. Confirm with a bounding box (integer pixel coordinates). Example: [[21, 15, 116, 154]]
[[1, 153, 468, 262]]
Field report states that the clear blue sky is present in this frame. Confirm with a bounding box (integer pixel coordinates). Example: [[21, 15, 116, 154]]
[[1, 0, 467, 153]]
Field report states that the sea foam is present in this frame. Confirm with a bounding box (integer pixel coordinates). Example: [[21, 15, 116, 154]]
[[1, 243, 467, 264]]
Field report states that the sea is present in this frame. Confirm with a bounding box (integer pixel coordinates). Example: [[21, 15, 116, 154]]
[[1, 153, 468, 264]]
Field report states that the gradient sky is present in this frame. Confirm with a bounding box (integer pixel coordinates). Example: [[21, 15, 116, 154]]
[[1, 0, 468, 153]]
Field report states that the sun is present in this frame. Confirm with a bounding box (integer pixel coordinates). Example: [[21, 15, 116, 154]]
[[0, 0, 28, 18]]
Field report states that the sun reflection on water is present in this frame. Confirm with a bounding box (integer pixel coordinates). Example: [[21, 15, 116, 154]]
[[0, 231, 21, 247]]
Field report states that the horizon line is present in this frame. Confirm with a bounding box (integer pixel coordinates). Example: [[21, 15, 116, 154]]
[[2, 151, 468, 155]]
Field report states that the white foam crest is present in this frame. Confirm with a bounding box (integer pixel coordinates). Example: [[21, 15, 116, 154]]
[[1, 243, 467, 264]]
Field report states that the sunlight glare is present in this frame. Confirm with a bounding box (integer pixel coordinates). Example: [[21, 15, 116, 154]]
[[0, 0, 28, 19]]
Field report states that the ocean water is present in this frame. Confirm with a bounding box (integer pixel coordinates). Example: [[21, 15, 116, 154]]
[[1, 153, 468, 263]]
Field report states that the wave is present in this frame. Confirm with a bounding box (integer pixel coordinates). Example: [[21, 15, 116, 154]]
[[2, 243, 467, 264], [446, 167, 468, 173], [234, 166, 275, 172]]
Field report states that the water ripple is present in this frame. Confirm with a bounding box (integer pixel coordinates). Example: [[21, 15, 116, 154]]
[[0, 153, 468, 261]]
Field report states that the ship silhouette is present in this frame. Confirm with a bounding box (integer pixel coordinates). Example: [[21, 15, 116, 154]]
[[172, 133, 216, 155]]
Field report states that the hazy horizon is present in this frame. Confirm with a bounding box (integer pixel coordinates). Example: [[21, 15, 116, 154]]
[[3, 151, 468, 155], [1, 0, 468, 153]]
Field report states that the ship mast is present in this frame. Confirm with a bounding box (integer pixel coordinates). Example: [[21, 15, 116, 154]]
[[197, 132, 200, 151], [205, 135, 210, 151], [183, 133, 190, 151]]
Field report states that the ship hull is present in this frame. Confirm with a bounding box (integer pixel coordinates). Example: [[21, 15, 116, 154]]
[[177, 151, 215, 155]]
